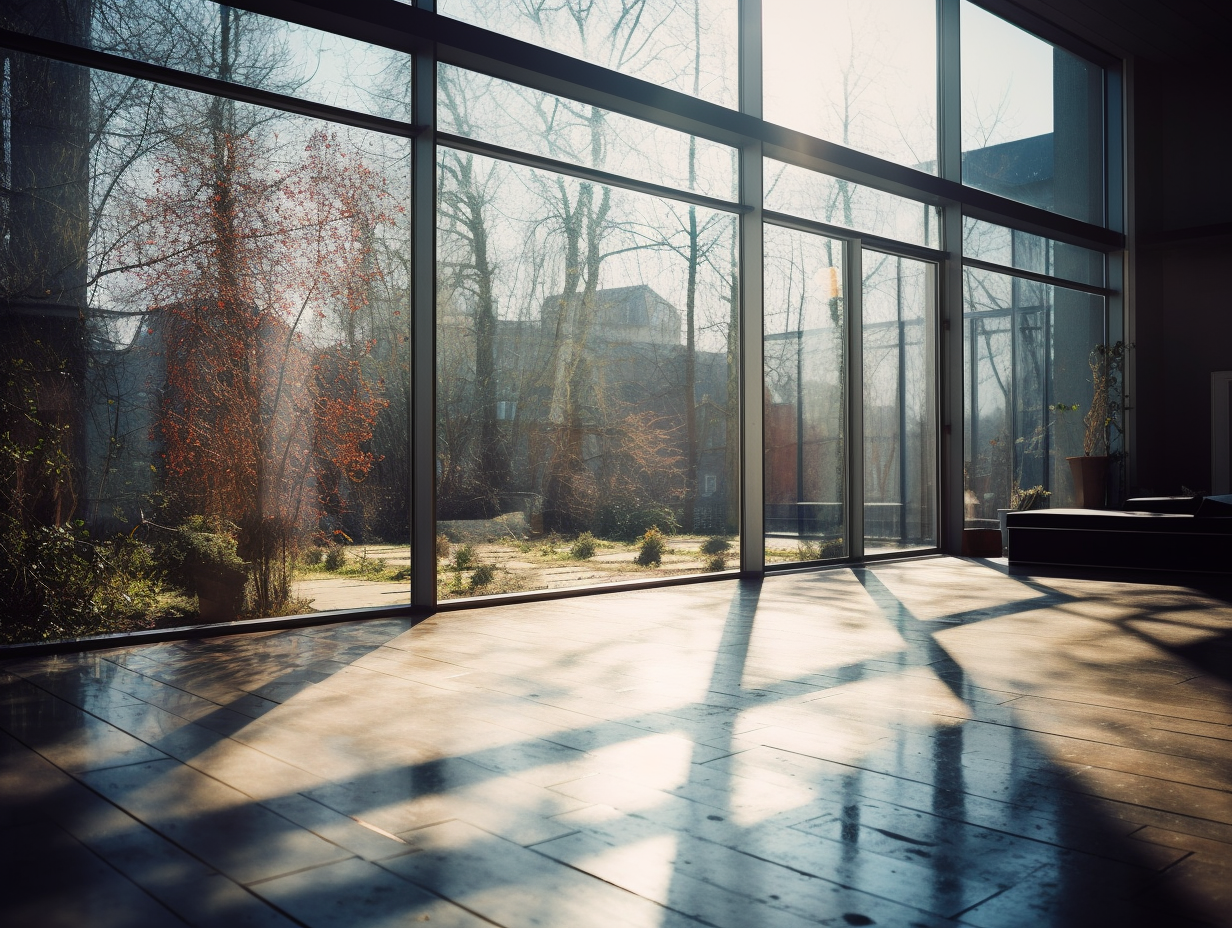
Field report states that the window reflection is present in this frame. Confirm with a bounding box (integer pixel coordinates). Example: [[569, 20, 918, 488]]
[[436, 148, 740, 598], [764, 0, 938, 172], [963, 268, 1104, 526], [961, 2, 1104, 225], [764, 225, 847, 563], [1, 49, 412, 643], [436, 0, 739, 109]]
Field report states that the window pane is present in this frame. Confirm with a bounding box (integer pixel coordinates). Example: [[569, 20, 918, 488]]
[[863, 252, 936, 553], [963, 268, 1105, 528], [3, 0, 409, 120], [436, 0, 738, 109], [437, 147, 740, 599], [961, 2, 1104, 225], [765, 159, 941, 248], [438, 65, 737, 201], [764, 0, 938, 172], [1, 51, 412, 645], [764, 226, 846, 564], [963, 217, 1105, 287]]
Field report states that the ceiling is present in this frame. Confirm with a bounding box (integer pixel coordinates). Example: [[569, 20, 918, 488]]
[[1008, 0, 1232, 64]]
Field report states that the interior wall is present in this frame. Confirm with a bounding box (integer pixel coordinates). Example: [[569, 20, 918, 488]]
[[1131, 59, 1232, 496]]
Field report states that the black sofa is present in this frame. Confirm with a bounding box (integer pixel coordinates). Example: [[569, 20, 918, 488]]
[[1006, 495, 1232, 574]]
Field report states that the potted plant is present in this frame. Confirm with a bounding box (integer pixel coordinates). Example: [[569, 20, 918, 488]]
[[1066, 342, 1126, 509], [998, 484, 1051, 554]]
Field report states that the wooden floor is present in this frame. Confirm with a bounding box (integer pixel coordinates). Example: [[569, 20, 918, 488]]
[[3, 557, 1231, 927]]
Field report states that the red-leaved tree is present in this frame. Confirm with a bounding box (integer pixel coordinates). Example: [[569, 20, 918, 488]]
[[121, 105, 394, 614]]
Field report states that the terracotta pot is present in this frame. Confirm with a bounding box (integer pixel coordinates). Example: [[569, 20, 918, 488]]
[[1067, 455, 1109, 509]]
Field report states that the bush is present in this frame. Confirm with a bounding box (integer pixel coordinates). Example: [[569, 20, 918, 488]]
[[699, 536, 731, 556], [301, 546, 325, 567], [323, 545, 347, 571], [436, 534, 451, 559], [704, 552, 728, 572], [569, 532, 597, 560], [160, 519, 245, 590], [634, 527, 667, 567], [797, 538, 845, 560], [452, 544, 476, 570], [595, 501, 679, 542], [469, 563, 496, 590]]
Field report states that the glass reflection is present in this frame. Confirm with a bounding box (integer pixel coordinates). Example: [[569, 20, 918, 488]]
[[961, 2, 1104, 225], [962, 217, 1105, 288], [436, 0, 739, 109], [3, 0, 409, 120], [963, 268, 1104, 526], [764, 0, 938, 172], [1, 50, 412, 645], [863, 252, 937, 553], [438, 65, 737, 201], [436, 148, 740, 599], [765, 159, 941, 248], [764, 225, 846, 564]]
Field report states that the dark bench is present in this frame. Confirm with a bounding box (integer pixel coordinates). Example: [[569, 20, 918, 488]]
[[1006, 495, 1232, 574]]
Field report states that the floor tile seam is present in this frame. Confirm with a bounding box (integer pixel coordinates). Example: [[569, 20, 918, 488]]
[[1129, 821, 1232, 856], [69, 690, 343, 796], [74, 759, 384, 893], [243, 853, 366, 888], [946, 712, 1232, 775], [365, 858, 513, 928], [714, 747, 1083, 826], [1060, 757, 1232, 803], [1066, 778, 1232, 828], [42, 760, 303, 928], [546, 769, 1077, 880], [995, 697, 1232, 734], [649, 826, 986, 925], [518, 832, 778, 928], [1000, 692, 1232, 727], [97, 654, 272, 712], [35, 816, 204, 928]]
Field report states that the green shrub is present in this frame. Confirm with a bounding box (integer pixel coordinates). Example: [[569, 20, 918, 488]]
[[595, 501, 679, 541], [323, 545, 347, 571], [569, 532, 597, 560], [301, 546, 325, 567], [453, 544, 476, 570], [634, 527, 667, 567], [797, 538, 844, 560], [704, 552, 728, 572], [699, 536, 731, 556], [160, 520, 245, 590], [469, 563, 496, 590]]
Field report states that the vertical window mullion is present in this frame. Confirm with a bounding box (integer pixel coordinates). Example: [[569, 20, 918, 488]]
[[410, 1, 438, 608], [938, 0, 966, 554], [848, 241, 865, 559], [739, 0, 764, 575]]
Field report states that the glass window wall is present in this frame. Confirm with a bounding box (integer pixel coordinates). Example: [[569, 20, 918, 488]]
[[765, 159, 941, 248], [961, 1, 1104, 225], [438, 64, 737, 201], [764, 0, 938, 172], [963, 217, 1105, 288], [436, 0, 739, 109], [436, 147, 739, 598], [4, 0, 409, 119], [764, 225, 847, 564], [863, 252, 937, 554], [963, 268, 1105, 526], [1, 48, 412, 644]]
